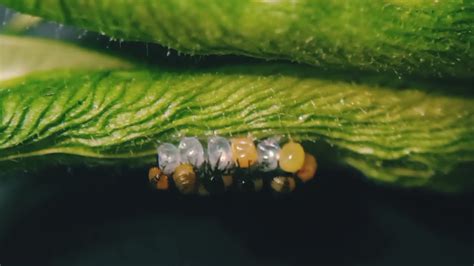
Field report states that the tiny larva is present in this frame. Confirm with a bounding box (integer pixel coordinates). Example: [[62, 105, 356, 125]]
[[148, 136, 318, 195]]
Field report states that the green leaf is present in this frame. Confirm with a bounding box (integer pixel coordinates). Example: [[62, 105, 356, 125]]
[[1, 0, 472, 78], [1, 13, 42, 34], [0, 35, 133, 81], [1, 62, 473, 192]]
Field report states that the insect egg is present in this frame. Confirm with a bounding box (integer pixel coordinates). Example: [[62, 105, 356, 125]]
[[270, 176, 296, 193], [231, 137, 258, 168], [173, 163, 197, 194], [297, 153, 317, 182], [178, 137, 205, 168], [208, 136, 233, 171], [257, 138, 281, 171], [148, 167, 169, 190], [158, 143, 181, 175], [279, 141, 305, 173]]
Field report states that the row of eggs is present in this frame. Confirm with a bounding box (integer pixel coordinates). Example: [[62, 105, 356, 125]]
[[158, 136, 316, 178], [149, 136, 318, 194]]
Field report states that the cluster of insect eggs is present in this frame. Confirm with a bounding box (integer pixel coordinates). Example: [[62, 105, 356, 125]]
[[148, 136, 317, 195]]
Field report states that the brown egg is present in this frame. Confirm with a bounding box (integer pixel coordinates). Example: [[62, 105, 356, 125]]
[[148, 167, 169, 190], [296, 153, 318, 182], [270, 176, 296, 193], [173, 163, 197, 194]]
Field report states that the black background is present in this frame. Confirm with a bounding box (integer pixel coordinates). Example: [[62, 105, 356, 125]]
[[0, 164, 472, 266]]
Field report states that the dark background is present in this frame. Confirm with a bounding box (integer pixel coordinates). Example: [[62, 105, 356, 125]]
[[0, 7, 473, 266], [0, 163, 472, 266]]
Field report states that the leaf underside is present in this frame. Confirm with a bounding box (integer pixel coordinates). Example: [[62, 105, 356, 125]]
[[0, 0, 473, 78], [1, 64, 473, 192]]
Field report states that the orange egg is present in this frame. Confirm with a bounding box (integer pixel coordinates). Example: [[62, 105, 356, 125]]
[[279, 141, 305, 173], [231, 137, 258, 168], [297, 153, 318, 182]]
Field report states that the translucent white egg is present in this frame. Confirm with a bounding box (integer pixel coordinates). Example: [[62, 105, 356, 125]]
[[178, 137, 205, 167], [257, 138, 281, 171], [158, 143, 180, 175], [207, 136, 233, 171]]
